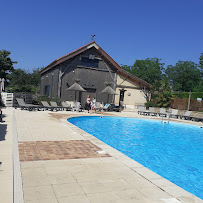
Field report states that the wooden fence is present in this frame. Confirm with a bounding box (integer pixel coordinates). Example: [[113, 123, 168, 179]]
[[171, 98, 203, 111]]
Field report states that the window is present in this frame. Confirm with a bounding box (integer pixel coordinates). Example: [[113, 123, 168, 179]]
[[44, 85, 50, 96], [81, 57, 99, 68]]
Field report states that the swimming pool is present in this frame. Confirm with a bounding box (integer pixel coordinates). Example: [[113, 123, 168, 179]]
[[68, 116, 203, 199]]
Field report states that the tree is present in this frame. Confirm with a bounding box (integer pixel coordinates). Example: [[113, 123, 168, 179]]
[[156, 81, 173, 108], [199, 53, 203, 70], [165, 61, 201, 92], [122, 58, 165, 85], [194, 53, 203, 92], [8, 69, 32, 92], [193, 81, 203, 92], [8, 68, 42, 93], [0, 50, 16, 80], [29, 67, 41, 87]]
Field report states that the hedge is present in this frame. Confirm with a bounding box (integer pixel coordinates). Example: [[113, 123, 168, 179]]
[[36, 96, 62, 106], [151, 92, 203, 100], [173, 92, 203, 99]]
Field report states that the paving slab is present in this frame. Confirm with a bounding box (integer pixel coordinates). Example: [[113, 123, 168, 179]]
[[0, 108, 13, 203], [52, 182, 85, 198], [23, 185, 56, 201], [58, 195, 90, 203]]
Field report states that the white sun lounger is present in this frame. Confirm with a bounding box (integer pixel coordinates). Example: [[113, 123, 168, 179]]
[[169, 109, 179, 118], [158, 108, 167, 117], [148, 107, 157, 116], [180, 111, 192, 120], [138, 106, 147, 115]]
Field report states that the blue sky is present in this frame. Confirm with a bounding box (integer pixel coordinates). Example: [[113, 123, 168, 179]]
[[1, 0, 203, 71]]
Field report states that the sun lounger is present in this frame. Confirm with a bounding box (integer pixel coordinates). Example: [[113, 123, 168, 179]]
[[102, 103, 120, 112], [72, 102, 82, 112], [50, 101, 64, 111], [95, 102, 102, 111], [158, 108, 167, 117], [15, 98, 28, 110], [147, 107, 157, 116], [179, 111, 192, 120], [103, 104, 110, 111], [191, 117, 203, 122], [66, 101, 75, 108], [169, 109, 179, 118], [16, 98, 43, 111], [109, 104, 121, 112], [61, 101, 72, 111], [138, 106, 147, 115], [41, 101, 57, 111]]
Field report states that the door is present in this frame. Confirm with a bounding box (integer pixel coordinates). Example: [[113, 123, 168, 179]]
[[119, 89, 126, 106]]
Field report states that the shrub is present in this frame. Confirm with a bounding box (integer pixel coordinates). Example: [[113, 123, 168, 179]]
[[151, 93, 159, 99], [145, 101, 157, 109], [173, 92, 203, 99], [36, 96, 62, 106], [191, 92, 203, 99]]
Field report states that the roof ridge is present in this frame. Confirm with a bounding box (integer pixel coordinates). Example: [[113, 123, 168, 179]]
[[56, 41, 95, 61]]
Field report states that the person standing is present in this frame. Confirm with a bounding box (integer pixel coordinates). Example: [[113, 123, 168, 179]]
[[85, 95, 91, 113], [91, 97, 96, 113]]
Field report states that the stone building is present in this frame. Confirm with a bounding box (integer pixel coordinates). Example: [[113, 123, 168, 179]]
[[40, 41, 150, 108]]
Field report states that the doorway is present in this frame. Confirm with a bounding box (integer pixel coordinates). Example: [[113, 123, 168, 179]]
[[119, 89, 126, 106]]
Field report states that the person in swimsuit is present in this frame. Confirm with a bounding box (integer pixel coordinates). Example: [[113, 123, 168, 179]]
[[85, 95, 91, 113], [91, 97, 96, 113]]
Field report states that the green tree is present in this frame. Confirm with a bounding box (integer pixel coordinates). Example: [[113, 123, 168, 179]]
[[194, 53, 203, 91], [193, 81, 203, 92], [29, 67, 42, 93], [7, 67, 42, 93], [165, 61, 201, 92], [8, 69, 32, 92], [29, 67, 41, 87], [199, 53, 203, 70], [0, 50, 16, 80], [122, 58, 165, 84], [150, 80, 172, 108]]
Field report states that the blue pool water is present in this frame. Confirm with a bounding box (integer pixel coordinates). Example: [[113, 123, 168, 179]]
[[68, 116, 203, 199]]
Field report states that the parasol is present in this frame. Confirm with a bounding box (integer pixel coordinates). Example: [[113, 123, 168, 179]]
[[66, 79, 86, 102]]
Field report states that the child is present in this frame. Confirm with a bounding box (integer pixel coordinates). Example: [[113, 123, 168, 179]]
[[91, 97, 96, 113]]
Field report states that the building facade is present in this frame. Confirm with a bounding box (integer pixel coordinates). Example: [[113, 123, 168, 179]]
[[40, 41, 150, 108]]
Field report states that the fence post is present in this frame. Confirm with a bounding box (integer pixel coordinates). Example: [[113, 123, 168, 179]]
[[187, 91, 191, 110]]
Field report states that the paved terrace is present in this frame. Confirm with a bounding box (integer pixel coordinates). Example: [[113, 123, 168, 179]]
[[0, 108, 203, 203]]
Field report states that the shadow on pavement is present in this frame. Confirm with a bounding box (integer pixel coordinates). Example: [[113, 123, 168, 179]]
[[0, 123, 7, 141]]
